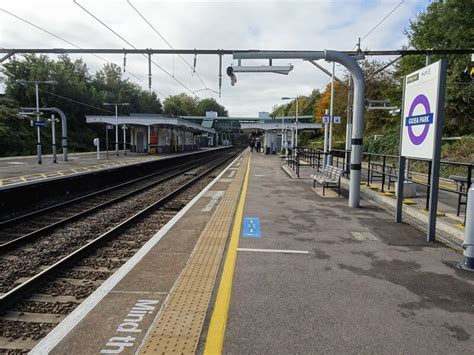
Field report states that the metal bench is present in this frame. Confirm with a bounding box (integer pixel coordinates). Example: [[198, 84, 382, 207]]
[[311, 165, 343, 196]]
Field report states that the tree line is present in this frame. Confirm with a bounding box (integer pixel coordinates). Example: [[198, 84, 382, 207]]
[[0, 55, 228, 156]]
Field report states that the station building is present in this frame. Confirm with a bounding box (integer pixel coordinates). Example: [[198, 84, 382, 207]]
[[86, 113, 216, 154]]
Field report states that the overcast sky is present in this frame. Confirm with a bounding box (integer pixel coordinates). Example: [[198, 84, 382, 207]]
[[1, 0, 430, 116]]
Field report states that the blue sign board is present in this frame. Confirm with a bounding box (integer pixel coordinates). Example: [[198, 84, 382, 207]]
[[32, 120, 47, 128], [242, 217, 261, 238]]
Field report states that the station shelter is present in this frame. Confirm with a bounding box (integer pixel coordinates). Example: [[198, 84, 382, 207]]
[[180, 111, 321, 151], [240, 119, 322, 153], [86, 113, 216, 154]]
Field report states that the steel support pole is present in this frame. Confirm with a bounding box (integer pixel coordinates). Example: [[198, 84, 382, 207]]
[[328, 62, 335, 165], [427, 59, 447, 242], [396, 156, 406, 222], [115, 105, 119, 156], [148, 53, 152, 93], [396, 76, 407, 223], [323, 108, 328, 167], [51, 114, 57, 163], [460, 186, 474, 270], [295, 97, 299, 149], [123, 125, 127, 155], [106, 125, 109, 160], [218, 53, 222, 98], [35, 83, 42, 165], [147, 126, 151, 154], [345, 76, 353, 174], [325, 50, 365, 208]]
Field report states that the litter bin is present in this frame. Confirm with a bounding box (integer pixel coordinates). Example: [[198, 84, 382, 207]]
[[265, 146, 270, 155]]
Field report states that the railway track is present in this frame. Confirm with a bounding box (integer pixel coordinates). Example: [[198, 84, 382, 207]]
[[0, 147, 242, 353], [0, 151, 222, 251]]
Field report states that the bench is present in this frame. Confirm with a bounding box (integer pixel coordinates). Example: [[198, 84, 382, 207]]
[[311, 165, 343, 196]]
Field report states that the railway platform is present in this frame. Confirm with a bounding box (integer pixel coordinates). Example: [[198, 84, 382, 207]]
[[0, 148, 221, 189], [31, 151, 474, 354]]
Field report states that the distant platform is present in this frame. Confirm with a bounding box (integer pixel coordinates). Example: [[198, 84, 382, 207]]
[[0, 147, 223, 189]]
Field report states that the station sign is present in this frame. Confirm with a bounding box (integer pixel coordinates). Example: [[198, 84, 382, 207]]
[[322, 115, 330, 124], [401, 61, 444, 159], [31, 120, 47, 128], [333, 116, 341, 124]]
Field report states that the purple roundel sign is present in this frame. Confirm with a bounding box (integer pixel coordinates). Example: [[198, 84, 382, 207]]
[[405, 94, 434, 146]]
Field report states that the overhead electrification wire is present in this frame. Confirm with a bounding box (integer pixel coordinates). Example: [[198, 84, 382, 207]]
[[126, 0, 214, 94], [352, 0, 405, 51], [360, 0, 405, 41], [0, 7, 165, 96], [31, 85, 118, 114], [73, 0, 196, 96]]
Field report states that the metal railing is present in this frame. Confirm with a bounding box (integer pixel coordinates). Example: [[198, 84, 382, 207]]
[[297, 147, 472, 222], [286, 147, 300, 178]]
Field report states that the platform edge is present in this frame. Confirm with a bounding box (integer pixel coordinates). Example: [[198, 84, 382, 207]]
[[29, 149, 245, 355]]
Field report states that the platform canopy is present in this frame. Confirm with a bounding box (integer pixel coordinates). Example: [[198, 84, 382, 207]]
[[86, 113, 215, 134], [239, 121, 321, 131]]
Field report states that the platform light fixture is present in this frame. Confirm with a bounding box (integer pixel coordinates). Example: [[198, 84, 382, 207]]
[[16, 79, 57, 165], [103, 102, 129, 156]]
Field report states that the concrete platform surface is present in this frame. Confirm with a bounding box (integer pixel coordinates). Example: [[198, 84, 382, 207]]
[[223, 153, 474, 354], [0, 147, 223, 188]]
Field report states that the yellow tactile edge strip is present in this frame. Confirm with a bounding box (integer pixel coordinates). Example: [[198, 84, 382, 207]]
[[139, 152, 250, 354], [204, 154, 251, 354]]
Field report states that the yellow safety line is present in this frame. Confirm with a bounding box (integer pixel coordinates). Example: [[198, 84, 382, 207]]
[[204, 156, 251, 355], [411, 175, 456, 191]]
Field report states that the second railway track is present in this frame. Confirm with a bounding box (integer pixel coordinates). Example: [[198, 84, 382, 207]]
[[0, 150, 226, 250]]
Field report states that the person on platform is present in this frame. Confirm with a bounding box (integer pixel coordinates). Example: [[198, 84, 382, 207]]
[[249, 137, 256, 152]]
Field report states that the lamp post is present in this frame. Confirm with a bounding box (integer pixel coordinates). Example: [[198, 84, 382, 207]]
[[16, 79, 57, 164], [103, 102, 129, 156], [281, 96, 299, 148]]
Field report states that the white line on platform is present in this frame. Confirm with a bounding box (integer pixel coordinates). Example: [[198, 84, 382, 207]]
[[237, 248, 309, 254], [109, 290, 169, 295], [30, 150, 246, 355]]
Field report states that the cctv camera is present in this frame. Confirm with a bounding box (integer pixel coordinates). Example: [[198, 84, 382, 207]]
[[226, 66, 237, 86]]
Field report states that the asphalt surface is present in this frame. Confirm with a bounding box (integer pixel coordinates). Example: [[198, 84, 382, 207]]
[[223, 153, 474, 354]]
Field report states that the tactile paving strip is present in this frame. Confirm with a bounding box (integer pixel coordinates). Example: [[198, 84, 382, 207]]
[[140, 154, 249, 354]]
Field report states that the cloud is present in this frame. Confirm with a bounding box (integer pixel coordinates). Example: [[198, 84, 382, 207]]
[[0, 0, 429, 116]]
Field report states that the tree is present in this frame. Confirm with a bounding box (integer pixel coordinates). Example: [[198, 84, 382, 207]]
[[195, 98, 228, 117], [397, 0, 474, 134], [163, 93, 198, 116], [0, 54, 163, 155], [271, 90, 321, 118]]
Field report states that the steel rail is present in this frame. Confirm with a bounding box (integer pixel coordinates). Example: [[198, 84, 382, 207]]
[[0, 155, 210, 229], [0, 153, 222, 254], [0, 148, 240, 312]]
